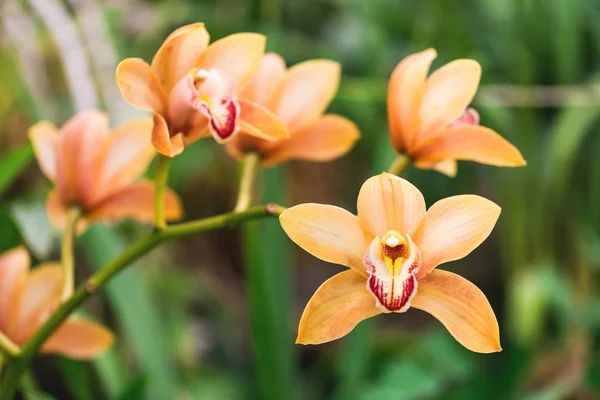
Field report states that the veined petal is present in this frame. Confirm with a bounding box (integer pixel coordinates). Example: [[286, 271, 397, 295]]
[[238, 99, 288, 141], [13, 263, 63, 342], [412, 125, 527, 167], [387, 48, 437, 153], [280, 204, 373, 277], [88, 181, 183, 224], [29, 122, 59, 181], [413, 195, 501, 279], [261, 114, 359, 167], [195, 33, 266, 90], [357, 173, 426, 238], [99, 119, 155, 196], [276, 60, 341, 132], [296, 270, 380, 345], [43, 318, 114, 360], [240, 52, 286, 108], [151, 114, 185, 157], [417, 59, 481, 142], [0, 247, 29, 332], [116, 58, 166, 114], [151, 23, 210, 93], [411, 270, 501, 353]]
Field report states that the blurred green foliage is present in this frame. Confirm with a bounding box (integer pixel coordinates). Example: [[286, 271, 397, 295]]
[[2, 0, 600, 398]]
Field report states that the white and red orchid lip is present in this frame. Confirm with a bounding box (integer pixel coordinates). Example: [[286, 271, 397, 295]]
[[364, 231, 421, 313], [193, 69, 240, 142]]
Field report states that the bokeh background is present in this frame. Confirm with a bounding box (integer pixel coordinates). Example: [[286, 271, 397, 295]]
[[1, 0, 599, 399]]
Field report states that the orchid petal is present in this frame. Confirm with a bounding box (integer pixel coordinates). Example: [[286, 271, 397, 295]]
[[29, 122, 59, 181], [116, 58, 166, 114], [357, 173, 426, 237], [297, 270, 380, 344], [0, 247, 29, 332], [413, 195, 500, 279], [412, 269, 501, 353], [280, 204, 373, 277], [43, 318, 114, 360], [238, 99, 288, 141], [240, 52, 286, 108], [151, 114, 184, 157]]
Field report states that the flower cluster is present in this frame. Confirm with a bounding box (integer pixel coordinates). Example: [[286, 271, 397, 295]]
[[4, 22, 526, 365]]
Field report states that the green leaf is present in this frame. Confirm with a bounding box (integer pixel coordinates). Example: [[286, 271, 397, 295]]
[[0, 144, 34, 200]]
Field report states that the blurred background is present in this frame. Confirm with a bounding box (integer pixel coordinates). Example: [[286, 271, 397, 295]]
[[1, 0, 599, 399]]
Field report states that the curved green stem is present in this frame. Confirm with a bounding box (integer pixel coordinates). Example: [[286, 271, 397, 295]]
[[154, 155, 172, 231], [0, 332, 19, 359], [234, 152, 260, 212], [0, 203, 286, 400], [387, 154, 411, 176], [61, 207, 81, 301]]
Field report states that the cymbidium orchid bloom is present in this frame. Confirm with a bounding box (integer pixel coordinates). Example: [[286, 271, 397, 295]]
[[0, 247, 113, 359], [116, 23, 288, 157], [280, 173, 502, 353], [29, 110, 182, 231], [226, 53, 360, 166], [388, 48, 526, 176]]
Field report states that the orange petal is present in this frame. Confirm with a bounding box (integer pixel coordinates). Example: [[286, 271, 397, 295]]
[[280, 204, 373, 277], [55, 110, 110, 208], [150, 23, 210, 93], [88, 181, 183, 224], [29, 122, 59, 181], [262, 114, 360, 167], [240, 52, 286, 108], [275, 60, 340, 132], [116, 58, 166, 114], [413, 195, 501, 279], [297, 270, 380, 344], [356, 173, 426, 238], [43, 318, 114, 360], [12, 263, 63, 342], [387, 48, 437, 153], [415, 159, 458, 177], [412, 125, 527, 167], [151, 114, 185, 157], [417, 59, 481, 141], [411, 269, 501, 353], [195, 33, 266, 90], [167, 74, 199, 129], [0, 247, 29, 332], [238, 99, 288, 140], [99, 119, 155, 196]]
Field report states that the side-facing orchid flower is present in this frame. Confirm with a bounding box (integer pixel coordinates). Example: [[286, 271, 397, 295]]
[[29, 110, 182, 231], [280, 173, 502, 353], [226, 53, 360, 166], [116, 23, 288, 157], [0, 247, 113, 359], [387, 48, 525, 176]]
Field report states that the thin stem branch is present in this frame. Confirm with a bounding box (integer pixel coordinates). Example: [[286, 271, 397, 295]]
[[387, 154, 411, 176], [0, 332, 19, 359], [0, 203, 286, 400], [61, 207, 80, 300], [154, 155, 172, 231], [234, 152, 260, 212]]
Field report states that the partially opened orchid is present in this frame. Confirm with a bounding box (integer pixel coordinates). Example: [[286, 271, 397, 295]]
[[280, 173, 501, 353], [387, 48, 525, 176], [0, 247, 113, 359], [226, 53, 359, 166], [116, 23, 288, 157], [29, 110, 182, 231]]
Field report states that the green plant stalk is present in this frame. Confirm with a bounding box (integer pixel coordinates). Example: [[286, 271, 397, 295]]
[[387, 154, 411, 176], [0, 203, 286, 400], [234, 152, 260, 212], [154, 155, 172, 231], [61, 207, 81, 301], [0, 332, 19, 359]]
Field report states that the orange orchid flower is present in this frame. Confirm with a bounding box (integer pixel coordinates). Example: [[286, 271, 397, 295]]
[[115, 23, 288, 157], [29, 110, 182, 231], [0, 247, 113, 359], [226, 53, 360, 166], [280, 173, 502, 353], [388, 48, 525, 176]]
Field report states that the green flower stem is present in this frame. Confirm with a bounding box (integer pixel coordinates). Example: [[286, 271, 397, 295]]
[[61, 207, 81, 301], [0, 332, 19, 359], [387, 154, 411, 176], [0, 203, 286, 400], [154, 155, 172, 231], [234, 152, 260, 212]]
